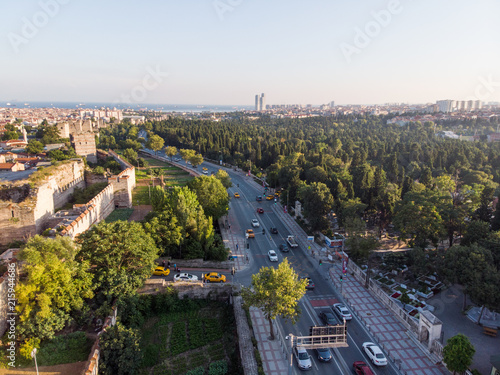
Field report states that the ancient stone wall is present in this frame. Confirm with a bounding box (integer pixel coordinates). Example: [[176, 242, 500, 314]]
[[73, 133, 97, 164], [108, 150, 135, 208], [60, 183, 115, 239], [0, 160, 85, 245]]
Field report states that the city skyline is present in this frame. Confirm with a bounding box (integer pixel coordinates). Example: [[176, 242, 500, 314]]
[[1, 0, 499, 106]]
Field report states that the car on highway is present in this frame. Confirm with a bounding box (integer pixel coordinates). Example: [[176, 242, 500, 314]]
[[279, 243, 289, 252], [293, 346, 312, 371], [268, 250, 278, 262], [174, 273, 199, 282], [266, 195, 274, 200], [315, 348, 332, 362], [301, 277, 315, 289], [257, 208, 264, 214], [203, 272, 226, 283], [270, 227, 278, 234], [256, 195, 262, 201], [251, 219, 260, 227], [202, 170, 208, 174], [353, 361, 375, 375], [333, 303, 352, 321], [234, 192, 240, 198], [152, 266, 170, 276], [246, 229, 255, 238], [319, 311, 339, 326], [202, 167, 208, 171], [361, 342, 387, 366]]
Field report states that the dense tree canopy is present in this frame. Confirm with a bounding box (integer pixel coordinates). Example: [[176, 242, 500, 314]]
[[16, 236, 93, 340], [76, 221, 159, 302], [187, 175, 229, 220]]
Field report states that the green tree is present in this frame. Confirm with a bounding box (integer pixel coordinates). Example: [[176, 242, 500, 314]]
[[99, 323, 142, 375], [393, 190, 445, 248], [189, 153, 204, 167], [215, 169, 232, 188], [16, 236, 93, 340], [179, 148, 196, 164], [147, 134, 164, 155], [461, 220, 490, 246], [143, 209, 184, 257], [442, 334, 475, 375], [187, 175, 229, 220], [242, 259, 307, 340], [122, 148, 138, 164], [26, 140, 44, 155], [491, 201, 500, 231], [76, 221, 159, 302], [298, 182, 334, 231], [400, 291, 411, 309], [165, 146, 178, 161]]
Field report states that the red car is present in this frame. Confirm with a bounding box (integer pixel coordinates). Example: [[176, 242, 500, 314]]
[[257, 208, 264, 214], [353, 361, 374, 375]]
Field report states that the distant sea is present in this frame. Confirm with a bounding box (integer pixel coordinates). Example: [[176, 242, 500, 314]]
[[2, 101, 252, 113]]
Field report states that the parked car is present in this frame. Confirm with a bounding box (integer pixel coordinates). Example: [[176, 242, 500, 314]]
[[270, 227, 278, 234], [257, 208, 264, 214], [246, 229, 255, 238], [174, 273, 199, 282], [301, 277, 315, 289], [152, 266, 170, 276], [361, 342, 387, 366], [268, 250, 278, 262], [333, 303, 352, 321], [251, 219, 260, 227], [203, 272, 226, 283], [319, 311, 339, 326], [294, 346, 312, 371], [353, 361, 375, 375], [279, 243, 289, 252], [315, 348, 332, 362], [234, 192, 240, 198]]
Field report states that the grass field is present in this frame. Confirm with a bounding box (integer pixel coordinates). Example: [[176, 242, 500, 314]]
[[105, 208, 135, 222]]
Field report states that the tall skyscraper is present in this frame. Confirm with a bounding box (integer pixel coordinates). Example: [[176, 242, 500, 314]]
[[259, 93, 266, 111], [254, 93, 266, 111]]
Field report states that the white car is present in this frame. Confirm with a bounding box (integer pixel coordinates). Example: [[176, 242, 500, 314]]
[[362, 342, 387, 366], [173, 273, 199, 282], [251, 219, 260, 227], [268, 250, 278, 262], [294, 346, 312, 370], [203, 170, 208, 174], [333, 303, 352, 321]]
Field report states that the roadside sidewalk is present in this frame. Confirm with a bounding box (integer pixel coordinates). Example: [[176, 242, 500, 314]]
[[270, 203, 448, 375]]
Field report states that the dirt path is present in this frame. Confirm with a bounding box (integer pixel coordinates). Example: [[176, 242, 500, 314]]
[[0, 361, 87, 375]]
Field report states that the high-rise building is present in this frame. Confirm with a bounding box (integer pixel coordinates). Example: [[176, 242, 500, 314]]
[[329, 101, 335, 108], [255, 95, 260, 111], [259, 93, 266, 111], [436, 100, 455, 113]]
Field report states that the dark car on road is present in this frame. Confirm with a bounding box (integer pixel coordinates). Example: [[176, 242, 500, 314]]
[[319, 311, 339, 326], [315, 348, 332, 362], [270, 227, 278, 234], [301, 277, 315, 289], [279, 243, 289, 252], [256, 195, 262, 201]]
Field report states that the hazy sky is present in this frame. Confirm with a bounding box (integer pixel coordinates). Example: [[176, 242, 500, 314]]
[[1, 0, 499, 105]]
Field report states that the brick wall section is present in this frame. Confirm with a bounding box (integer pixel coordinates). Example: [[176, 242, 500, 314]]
[[60, 183, 115, 239], [108, 150, 135, 208], [73, 133, 97, 164]]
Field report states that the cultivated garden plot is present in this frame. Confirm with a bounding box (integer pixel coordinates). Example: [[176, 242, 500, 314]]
[[137, 301, 240, 375]]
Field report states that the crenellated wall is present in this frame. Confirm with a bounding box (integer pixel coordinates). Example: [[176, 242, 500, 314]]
[[0, 160, 86, 245], [59, 183, 115, 239]]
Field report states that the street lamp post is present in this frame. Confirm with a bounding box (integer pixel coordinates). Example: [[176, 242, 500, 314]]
[[31, 348, 39, 375]]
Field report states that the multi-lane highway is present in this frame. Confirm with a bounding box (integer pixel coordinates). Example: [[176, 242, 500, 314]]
[[145, 152, 401, 374]]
